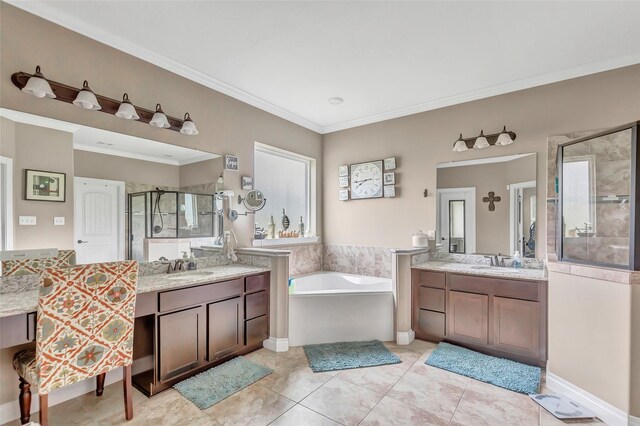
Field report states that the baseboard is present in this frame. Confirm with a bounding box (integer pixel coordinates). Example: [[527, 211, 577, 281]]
[[396, 330, 415, 345], [546, 371, 629, 426], [0, 368, 123, 425], [629, 415, 640, 426], [263, 337, 289, 352]]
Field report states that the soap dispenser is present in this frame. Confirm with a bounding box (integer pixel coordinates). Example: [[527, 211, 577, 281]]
[[513, 250, 522, 268], [188, 252, 197, 270]]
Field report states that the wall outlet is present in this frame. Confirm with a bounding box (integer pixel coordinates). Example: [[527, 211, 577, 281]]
[[19, 216, 37, 226], [54, 217, 65, 226]]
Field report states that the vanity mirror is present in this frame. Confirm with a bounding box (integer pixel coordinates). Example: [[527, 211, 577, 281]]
[[0, 109, 225, 265], [436, 153, 537, 257]]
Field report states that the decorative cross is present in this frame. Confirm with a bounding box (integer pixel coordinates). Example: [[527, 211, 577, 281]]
[[482, 191, 501, 211]]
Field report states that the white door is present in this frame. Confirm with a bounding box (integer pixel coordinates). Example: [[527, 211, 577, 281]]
[[74, 178, 125, 264], [437, 188, 476, 254]]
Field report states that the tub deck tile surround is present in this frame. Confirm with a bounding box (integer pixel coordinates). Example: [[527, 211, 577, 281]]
[[2, 339, 599, 426]]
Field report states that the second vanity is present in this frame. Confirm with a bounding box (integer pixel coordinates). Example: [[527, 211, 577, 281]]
[[412, 261, 547, 367]]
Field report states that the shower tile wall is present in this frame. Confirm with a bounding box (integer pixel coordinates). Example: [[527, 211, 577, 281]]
[[547, 128, 631, 265], [323, 244, 392, 278]]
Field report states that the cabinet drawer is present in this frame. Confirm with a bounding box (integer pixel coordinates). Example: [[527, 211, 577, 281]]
[[246, 274, 269, 293], [246, 315, 268, 347], [245, 291, 268, 320], [449, 274, 539, 301], [418, 287, 445, 312], [0, 313, 36, 349], [418, 271, 446, 289], [159, 279, 243, 312], [418, 309, 445, 338]]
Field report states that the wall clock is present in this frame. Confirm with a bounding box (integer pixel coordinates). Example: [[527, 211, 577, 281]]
[[350, 160, 383, 199]]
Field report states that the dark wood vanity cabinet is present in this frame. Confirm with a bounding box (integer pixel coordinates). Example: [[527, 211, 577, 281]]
[[133, 272, 270, 396], [412, 269, 547, 367], [158, 306, 207, 382]]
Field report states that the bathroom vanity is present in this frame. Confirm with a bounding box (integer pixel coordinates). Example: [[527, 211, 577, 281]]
[[411, 262, 547, 367], [0, 266, 271, 396]]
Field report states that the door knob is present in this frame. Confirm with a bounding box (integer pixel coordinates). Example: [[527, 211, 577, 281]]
[[77, 240, 88, 244]]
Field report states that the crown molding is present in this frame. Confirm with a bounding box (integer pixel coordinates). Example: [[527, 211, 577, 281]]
[[9, 1, 640, 136], [322, 53, 640, 134], [6, 0, 324, 134]]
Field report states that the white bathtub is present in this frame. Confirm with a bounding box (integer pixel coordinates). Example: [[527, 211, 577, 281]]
[[288, 272, 394, 346]]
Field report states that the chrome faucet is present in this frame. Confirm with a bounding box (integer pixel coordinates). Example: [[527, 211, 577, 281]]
[[484, 254, 509, 267]]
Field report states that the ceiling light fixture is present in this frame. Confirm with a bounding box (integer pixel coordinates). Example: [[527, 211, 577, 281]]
[[150, 103, 170, 129], [451, 127, 517, 152], [11, 68, 198, 136], [73, 80, 101, 110], [21, 65, 55, 99], [180, 112, 199, 135], [328, 97, 344, 105], [115, 93, 139, 120]]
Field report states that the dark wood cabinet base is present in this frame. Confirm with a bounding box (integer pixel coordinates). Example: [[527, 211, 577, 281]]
[[132, 272, 270, 396], [412, 269, 547, 367]]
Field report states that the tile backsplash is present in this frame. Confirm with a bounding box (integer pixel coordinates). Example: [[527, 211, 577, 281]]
[[323, 244, 392, 278]]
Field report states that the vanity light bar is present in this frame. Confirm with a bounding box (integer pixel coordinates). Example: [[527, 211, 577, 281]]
[[11, 67, 198, 135], [452, 126, 516, 152]]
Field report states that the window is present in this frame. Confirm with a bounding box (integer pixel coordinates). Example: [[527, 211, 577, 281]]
[[254, 143, 315, 239]]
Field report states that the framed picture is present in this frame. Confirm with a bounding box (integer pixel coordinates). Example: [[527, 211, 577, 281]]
[[339, 189, 349, 201], [339, 176, 349, 188], [384, 157, 396, 170], [338, 165, 349, 177], [241, 176, 253, 190], [350, 160, 383, 199], [384, 172, 395, 185], [25, 169, 66, 202], [384, 185, 396, 198], [225, 155, 239, 171]]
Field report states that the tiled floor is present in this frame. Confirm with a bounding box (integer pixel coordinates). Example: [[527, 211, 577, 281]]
[[3, 340, 603, 426]]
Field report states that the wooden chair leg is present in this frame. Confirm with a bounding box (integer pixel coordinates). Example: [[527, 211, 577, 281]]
[[18, 378, 31, 425], [96, 372, 106, 396], [39, 394, 49, 426], [123, 365, 133, 421]]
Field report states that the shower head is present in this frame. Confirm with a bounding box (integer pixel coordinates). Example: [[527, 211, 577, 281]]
[[155, 187, 166, 195]]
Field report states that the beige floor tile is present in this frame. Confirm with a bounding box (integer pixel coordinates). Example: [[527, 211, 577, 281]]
[[335, 364, 405, 394], [270, 404, 340, 426], [450, 380, 539, 426], [386, 370, 465, 423], [360, 396, 449, 426], [259, 365, 333, 402], [300, 377, 384, 426], [244, 349, 303, 372], [203, 383, 295, 426], [409, 363, 470, 387]]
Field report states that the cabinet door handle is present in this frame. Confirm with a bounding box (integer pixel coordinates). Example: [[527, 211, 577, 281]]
[[77, 240, 88, 244]]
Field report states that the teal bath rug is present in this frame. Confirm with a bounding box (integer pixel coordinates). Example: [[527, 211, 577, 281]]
[[174, 356, 273, 409], [304, 340, 401, 373], [426, 342, 541, 394]]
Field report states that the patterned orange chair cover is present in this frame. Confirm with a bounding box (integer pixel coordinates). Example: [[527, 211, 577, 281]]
[[2, 250, 76, 276], [13, 261, 138, 395]]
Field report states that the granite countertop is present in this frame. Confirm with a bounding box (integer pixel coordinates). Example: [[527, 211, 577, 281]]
[[413, 261, 547, 281], [0, 264, 269, 318]]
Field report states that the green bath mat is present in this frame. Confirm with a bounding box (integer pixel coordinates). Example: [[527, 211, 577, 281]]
[[426, 342, 541, 394], [173, 356, 273, 409], [304, 340, 401, 372]]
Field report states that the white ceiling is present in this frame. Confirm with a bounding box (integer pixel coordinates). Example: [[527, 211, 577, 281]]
[[0, 108, 219, 166], [8, 1, 640, 134]]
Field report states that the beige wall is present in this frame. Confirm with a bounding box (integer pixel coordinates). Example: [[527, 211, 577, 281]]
[[323, 65, 640, 251], [9, 123, 75, 250], [632, 285, 640, 416], [547, 271, 632, 413], [0, 3, 323, 248], [74, 150, 180, 188], [437, 154, 536, 255]]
